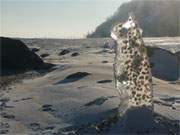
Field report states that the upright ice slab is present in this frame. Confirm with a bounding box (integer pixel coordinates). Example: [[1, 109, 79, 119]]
[[111, 14, 154, 133]]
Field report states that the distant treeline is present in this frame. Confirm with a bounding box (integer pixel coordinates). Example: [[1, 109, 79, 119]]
[[87, 0, 180, 38]]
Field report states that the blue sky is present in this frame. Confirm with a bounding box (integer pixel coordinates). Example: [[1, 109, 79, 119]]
[[1, 0, 129, 38]]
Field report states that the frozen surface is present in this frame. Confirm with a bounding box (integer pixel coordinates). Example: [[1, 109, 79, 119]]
[[0, 37, 180, 134]]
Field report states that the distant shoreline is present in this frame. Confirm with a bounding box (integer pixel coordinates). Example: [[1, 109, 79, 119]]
[[1, 36, 180, 40]]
